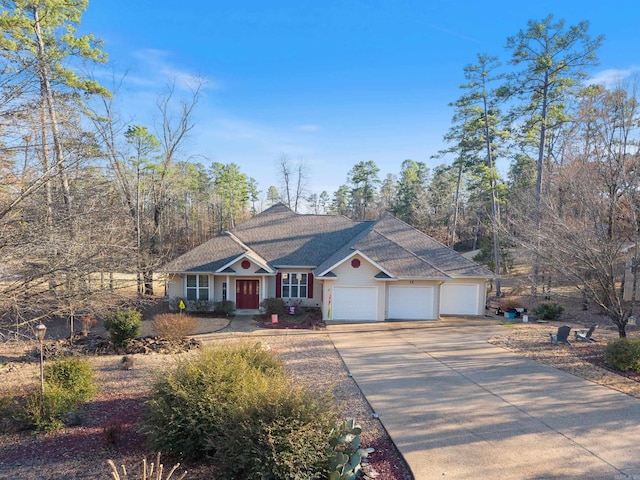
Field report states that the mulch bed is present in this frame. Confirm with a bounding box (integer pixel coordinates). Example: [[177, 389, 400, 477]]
[[255, 312, 326, 330], [574, 342, 640, 382]]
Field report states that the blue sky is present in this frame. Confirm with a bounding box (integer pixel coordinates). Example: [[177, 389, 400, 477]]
[[82, 0, 640, 200]]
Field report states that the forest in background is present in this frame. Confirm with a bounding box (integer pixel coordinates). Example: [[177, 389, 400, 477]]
[[1, 2, 639, 336]]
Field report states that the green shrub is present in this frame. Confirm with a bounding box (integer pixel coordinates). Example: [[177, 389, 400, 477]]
[[213, 381, 337, 479], [20, 356, 96, 432], [21, 384, 71, 432], [142, 342, 338, 479], [260, 297, 287, 316], [45, 356, 96, 402], [605, 338, 640, 372], [104, 309, 142, 349], [532, 301, 565, 320], [152, 313, 197, 343], [213, 300, 236, 316]]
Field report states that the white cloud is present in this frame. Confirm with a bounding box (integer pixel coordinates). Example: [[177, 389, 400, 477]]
[[129, 48, 217, 92], [587, 67, 640, 88], [297, 124, 320, 132]]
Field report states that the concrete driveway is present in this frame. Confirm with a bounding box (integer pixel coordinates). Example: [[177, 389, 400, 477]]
[[328, 319, 640, 480]]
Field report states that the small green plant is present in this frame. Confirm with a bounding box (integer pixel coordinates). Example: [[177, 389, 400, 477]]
[[213, 300, 236, 316], [327, 418, 375, 480], [104, 309, 142, 349], [532, 301, 565, 320], [152, 313, 197, 343], [45, 356, 96, 402], [107, 453, 187, 480], [20, 356, 96, 432], [21, 385, 71, 432], [605, 338, 640, 372], [260, 297, 287, 315]]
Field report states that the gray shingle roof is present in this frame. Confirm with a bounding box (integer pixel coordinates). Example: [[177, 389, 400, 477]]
[[160, 232, 246, 272], [232, 203, 371, 266], [369, 215, 494, 278], [315, 214, 493, 279], [160, 204, 493, 279]]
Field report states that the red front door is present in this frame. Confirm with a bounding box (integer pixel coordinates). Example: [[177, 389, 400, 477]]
[[236, 280, 259, 309]]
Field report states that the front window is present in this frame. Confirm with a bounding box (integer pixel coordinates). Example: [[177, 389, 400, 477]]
[[281, 272, 307, 298], [186, 274, 209, 301]]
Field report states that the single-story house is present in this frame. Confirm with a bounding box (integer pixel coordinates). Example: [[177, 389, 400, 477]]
[[160, 203, 494, 321]]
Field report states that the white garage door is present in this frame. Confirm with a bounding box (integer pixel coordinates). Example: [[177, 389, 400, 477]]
[[440, 283, 480, 315], [332, 287, 378, 320], [388, 286, 435, 320]]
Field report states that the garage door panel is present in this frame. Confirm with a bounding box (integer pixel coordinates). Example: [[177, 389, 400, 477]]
[[388, 286, 435, 320], [332, 287, 378, 320], [440, 284, 480, 315]]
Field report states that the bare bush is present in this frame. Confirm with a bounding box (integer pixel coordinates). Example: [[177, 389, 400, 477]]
[[152, 314, 197, 343]]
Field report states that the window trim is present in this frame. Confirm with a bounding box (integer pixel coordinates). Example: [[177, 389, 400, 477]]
[[280, 272, 308, 299], [185, 274, 209, 301]]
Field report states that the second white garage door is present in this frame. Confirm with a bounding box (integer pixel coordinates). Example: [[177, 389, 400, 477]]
[[440, 283, 480, 315], [332, 286, 378, 320], [388, 286, 435, 320]]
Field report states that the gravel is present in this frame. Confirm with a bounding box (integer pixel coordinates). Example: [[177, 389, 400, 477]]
[[488, 319, 640, 398], [3, 310, 638, 479], [0, 320, 413, 480]]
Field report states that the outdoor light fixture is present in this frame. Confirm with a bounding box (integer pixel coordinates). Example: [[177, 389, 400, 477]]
[[35, 323, 47, 341], [35, 323, 47, 399]]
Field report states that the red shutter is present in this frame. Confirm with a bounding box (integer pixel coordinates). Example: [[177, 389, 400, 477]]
[[275, 272, 282, 298], [307, 272, 314, 298]]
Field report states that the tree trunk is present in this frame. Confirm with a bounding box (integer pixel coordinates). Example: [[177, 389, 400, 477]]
[[449, 164, 462, 247], [482, 87, 501, 296], [531, 73, 550, 296], [33, 6, 73, 224]]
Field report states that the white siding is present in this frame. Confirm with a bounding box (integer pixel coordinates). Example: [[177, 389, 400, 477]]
[[323, 254, 385, 321], [167, 275, 182, 298]]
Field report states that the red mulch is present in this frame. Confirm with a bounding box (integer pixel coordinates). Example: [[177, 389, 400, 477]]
[[255, 313, 326, 330]]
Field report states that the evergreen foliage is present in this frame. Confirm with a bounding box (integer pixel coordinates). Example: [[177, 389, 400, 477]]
[[142, 343, 339, 479]]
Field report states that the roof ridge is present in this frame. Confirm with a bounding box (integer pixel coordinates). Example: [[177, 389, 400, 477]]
[[224, 231, 251, 251]]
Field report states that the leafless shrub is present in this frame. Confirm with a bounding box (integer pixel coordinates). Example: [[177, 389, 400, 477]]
[[498, 296, 527, 311], [152, 314, 197, 344]]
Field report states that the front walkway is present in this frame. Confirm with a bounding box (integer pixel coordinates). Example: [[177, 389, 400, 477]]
[[328, 319, 640, 479]]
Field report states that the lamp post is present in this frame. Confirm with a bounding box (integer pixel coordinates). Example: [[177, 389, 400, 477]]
[[35, 323, 47, 399]]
